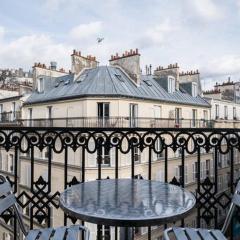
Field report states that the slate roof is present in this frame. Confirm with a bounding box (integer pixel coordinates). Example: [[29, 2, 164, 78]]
[[25, 66, 210, 107]]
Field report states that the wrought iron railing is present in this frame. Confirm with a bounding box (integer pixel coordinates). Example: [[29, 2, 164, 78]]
[[15, 117, 214, 128], [0, 127, 239, 240], [0, 111, 21, 124]]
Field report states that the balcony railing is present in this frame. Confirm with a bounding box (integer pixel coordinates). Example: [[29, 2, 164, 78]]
[[0, 126, 239, 239], [14, 117, 214, 128], [0, 111, 21, 124]]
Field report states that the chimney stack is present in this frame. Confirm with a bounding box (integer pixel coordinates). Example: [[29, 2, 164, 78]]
[[154, 63, 180, 90], [109, 48, 141, 85], [50, 61, 57, 70], [71, 49, 99, 75]]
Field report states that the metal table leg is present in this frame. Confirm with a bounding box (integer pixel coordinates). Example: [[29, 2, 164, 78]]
[[120, 227, 133, 240]]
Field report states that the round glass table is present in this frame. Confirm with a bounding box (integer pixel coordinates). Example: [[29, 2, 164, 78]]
[[60, 179, 196, 239]]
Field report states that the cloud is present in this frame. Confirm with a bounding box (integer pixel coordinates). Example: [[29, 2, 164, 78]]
[[69, 21, 103, 41], [202, 54, 240, 77], [0, 26, 5, 39], [237, 0, 240, 12], [136, 20, 179, 48], [0, 32, 72, 70], [187, 0, 223, 20], [43, 0, 69, 12]]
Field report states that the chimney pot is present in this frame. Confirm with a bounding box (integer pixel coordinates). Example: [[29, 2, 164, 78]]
[[136, 48, 138, 54]]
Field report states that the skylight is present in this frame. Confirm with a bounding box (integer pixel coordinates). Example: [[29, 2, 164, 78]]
[[55, 82, 60, 87], [64, 79, 70, 85], [143, 80, 152, 86], [77, 73, 88, 82], [115, 74, 124, 82]]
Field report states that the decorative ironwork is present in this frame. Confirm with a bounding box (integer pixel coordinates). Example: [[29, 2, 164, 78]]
[[0, 127, 239, 239]]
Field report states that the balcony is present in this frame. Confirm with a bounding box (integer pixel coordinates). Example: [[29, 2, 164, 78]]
[[13, 117, 214, 128], [0, 126, 239, 239], [0, 111, 21, 125]]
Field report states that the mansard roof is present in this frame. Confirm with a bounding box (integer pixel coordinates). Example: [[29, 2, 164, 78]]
[[25, 66, 210, 107]]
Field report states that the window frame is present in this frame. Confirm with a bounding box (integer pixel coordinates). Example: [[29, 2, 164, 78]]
[[168, 76, 175, 93]]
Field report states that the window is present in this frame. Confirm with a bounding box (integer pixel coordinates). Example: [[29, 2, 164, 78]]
[[22, 195, 31, 217], [175, 108, 182, 126], [168, 76, 175, 93], [155, 138, 164, 159], [46, 106, 53, 127], [192, 83, 197, 97], [3, 233, 14, 240], [192, 162, 198, 182], [203, 110, 208, 127], [0, 104, 3, 121], [206, 159, 210, 176], [130, 104, 138, 127], [233, 107, 237, 119], [153, 105, 161, 119], [8, 154, 14, 173], [133, 147, 141, 162], [224, 106, 228, 119], [38, 78, 44, 92], [22, 165, 31, 187], [0, 152, 2, 170], [28, 108, 33, 127], [215, 104, 219, 119], [47, 106, 52, 119], [175, 165, 187, 184], [99, 146, 111, 166], [192, 109, 197, 127], [200, 162, 206, 180], [98, 103, 110, 127], [12, 102, 16, 120]]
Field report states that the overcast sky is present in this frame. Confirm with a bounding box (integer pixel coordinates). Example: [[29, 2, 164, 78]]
[[0, 0, 240, 89]]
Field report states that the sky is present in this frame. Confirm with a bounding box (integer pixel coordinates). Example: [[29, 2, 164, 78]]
[[0, 0, 240, 90]]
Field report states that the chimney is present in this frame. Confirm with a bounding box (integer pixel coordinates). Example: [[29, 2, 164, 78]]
[[50, 61, 57, 70], [109, 48, 141, 85], [71, 49, 99, 74], [154, 63, 180, 90]]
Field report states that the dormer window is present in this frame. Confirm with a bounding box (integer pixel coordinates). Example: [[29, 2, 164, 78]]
[[37, 78, 44, 93], [168, 76, 175, 93], [192, 82, 197, 97]]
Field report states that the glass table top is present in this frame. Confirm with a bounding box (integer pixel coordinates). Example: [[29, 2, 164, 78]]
[[60, 179, 196, 227]]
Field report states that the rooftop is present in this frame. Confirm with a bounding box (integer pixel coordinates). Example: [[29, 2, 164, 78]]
[[25, 66, 210, 107]]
